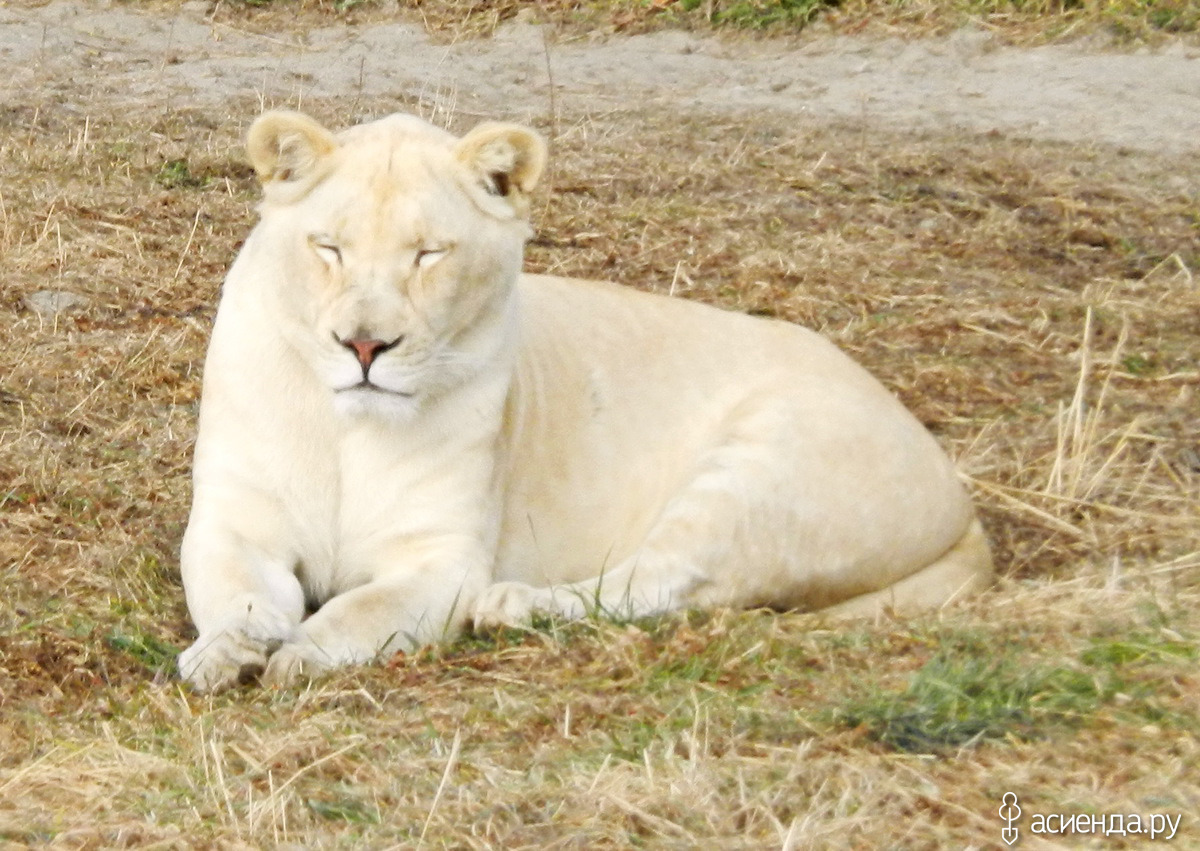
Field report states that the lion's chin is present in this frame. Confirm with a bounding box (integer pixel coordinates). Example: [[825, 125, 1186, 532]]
[[332, 386, 420, 423]]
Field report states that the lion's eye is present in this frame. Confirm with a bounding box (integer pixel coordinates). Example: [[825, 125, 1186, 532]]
[[415, 247, 448, 270], [309, 236, 342, 266]]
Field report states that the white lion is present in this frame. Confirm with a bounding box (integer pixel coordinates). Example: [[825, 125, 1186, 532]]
[[177, 110, 992, 691]]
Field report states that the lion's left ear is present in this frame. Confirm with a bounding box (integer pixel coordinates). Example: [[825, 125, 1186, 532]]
[[454, 122, 546, 218]]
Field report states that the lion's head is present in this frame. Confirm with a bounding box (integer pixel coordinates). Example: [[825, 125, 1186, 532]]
[[242, 110, 546, 419]]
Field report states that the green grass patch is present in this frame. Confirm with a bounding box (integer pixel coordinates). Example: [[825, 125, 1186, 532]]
[[106, 628, 179, 672], [306, 794, 381, 824], [832, 626, 1199, 752], [677, 0, 836, 28], [156, 157, 210, 190], [1082, 630, 1199, 665], [831, 655, 1091, 751]]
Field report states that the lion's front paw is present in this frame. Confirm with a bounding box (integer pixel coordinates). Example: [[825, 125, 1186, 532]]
[[179, 630, 272, 693], [179, 596, 295, 693], [261, 642, 333, 688]]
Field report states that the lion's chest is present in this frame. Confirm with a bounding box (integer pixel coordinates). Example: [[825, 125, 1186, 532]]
[[282, 415, 500, 603]]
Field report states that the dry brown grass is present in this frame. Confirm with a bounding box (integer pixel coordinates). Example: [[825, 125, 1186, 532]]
[[114, 0, 1200, 43], [1, 19, 1198, 847]]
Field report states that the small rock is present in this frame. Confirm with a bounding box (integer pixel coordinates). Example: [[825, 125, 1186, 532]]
[[947, 25, 994, 56], [24, 289, 90, 318]]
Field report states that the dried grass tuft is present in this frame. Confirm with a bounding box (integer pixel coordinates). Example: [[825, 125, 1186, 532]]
[[173, 0, 1200, 44]]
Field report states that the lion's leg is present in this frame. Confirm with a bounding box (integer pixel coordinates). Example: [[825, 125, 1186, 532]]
[[262, 548, 490, 686], [475, 432, 773, 628], [472, 556, 700, 628], [816, 517, 992, 619], [178, 536, 306, 693], [474, 510, 990, 630], [474, 399, 989, 630]]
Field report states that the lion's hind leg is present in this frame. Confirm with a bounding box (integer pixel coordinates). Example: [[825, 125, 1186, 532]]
[[816, 517, 993, 620], [473, 395, 991, 631], [474, 423, 782, 629], [471, 552, 706, 630]]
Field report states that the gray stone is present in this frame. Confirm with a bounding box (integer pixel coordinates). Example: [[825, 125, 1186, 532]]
[[24, 289, 90, 318]]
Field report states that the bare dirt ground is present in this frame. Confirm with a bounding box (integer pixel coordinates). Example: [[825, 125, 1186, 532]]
[[1, 1, 1198, 848], [4, 1, 1200, 154]]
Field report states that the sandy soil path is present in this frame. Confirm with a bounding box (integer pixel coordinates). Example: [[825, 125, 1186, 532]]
[[2, 1, 1199, 156]]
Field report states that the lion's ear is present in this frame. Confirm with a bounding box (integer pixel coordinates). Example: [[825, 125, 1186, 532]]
[[246, 111, 337, 192], [454, 122, 546, 218]]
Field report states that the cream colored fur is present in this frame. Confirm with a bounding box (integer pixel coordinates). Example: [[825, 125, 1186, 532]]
[[177, 110, 992, 692]]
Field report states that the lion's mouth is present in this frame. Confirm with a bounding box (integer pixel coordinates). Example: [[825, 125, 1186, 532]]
[[338, 381, 415, 398]]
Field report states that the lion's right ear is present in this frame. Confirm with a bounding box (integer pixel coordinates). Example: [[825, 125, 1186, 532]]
[[246, 111, 337, 193]]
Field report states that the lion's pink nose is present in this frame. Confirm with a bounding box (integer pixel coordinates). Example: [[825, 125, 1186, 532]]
[[339, 336, 401, 373]]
